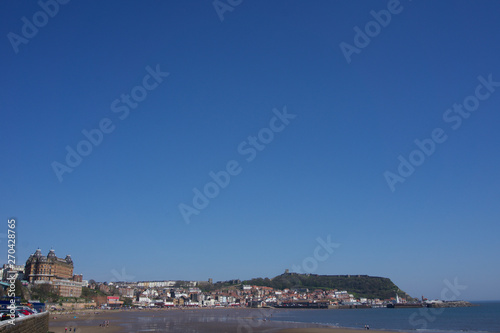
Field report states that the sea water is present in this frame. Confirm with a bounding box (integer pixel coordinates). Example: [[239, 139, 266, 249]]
[[269, 301, 500, 332], [66, 302, 500, 332]]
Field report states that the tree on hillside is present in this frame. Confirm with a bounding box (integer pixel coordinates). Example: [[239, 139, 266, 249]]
[[243, 274, 412, 300], [31, 284, 59, 303], [122, 297, 133, 306], [14, 280, 25, 300]]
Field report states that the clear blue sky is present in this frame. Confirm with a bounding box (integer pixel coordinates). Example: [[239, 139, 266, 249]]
[[1, 0, 499, 301]]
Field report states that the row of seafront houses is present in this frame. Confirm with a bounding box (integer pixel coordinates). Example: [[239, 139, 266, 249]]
[[69, 277, 386, 309], [109, 282, 389, 309], [1, 250, 414, 310]]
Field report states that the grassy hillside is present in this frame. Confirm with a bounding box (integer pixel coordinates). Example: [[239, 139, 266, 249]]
[[242, 273, 412, 300]]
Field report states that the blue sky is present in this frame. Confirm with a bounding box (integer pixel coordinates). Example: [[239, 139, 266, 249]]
[[1, 0, 499, 301]]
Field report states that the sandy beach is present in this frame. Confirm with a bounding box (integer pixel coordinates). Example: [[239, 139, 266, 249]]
[[278, 330, 395, 333], [48, 308, 398, 333], [48, 309, 121, 333]]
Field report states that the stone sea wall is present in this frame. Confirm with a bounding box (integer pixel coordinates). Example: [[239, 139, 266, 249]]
[[427, 301, 477, 308], [0, 312, 49, 333]]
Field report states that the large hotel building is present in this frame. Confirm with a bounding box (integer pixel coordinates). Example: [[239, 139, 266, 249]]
[[25, 249, 83, 297], [25, 249, 74, 282]]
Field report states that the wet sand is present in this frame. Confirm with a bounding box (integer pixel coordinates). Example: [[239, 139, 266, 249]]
[[48, 310, 121, 333], [48, 308, 397, 333], [279, 329, 395, 333]]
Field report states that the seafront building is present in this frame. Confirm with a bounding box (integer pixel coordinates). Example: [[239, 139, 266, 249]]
[[136, 280, 198, 288], [1, 263, 25, 280], [137, 281, 177, 288], [0, 254, 404, 309], [114, 280, 375, 309], [24, 248, 84, 297], [25, 249, 74, 282]]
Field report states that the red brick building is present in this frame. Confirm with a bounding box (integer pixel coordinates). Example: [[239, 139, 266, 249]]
[[25, 249, 74, 282], [25, 249, 83, 297]]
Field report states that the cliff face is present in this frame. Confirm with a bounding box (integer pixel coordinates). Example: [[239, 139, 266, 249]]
[[244, 273, 413, 300]]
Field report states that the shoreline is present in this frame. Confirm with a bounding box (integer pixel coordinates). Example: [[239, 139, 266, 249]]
[[47, 308, 407, 333], [278, 330, 401, 333]]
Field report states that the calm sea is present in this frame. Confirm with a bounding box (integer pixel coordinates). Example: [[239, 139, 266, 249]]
[[269, 301, 500, 332], [70, 302, 500, 332]]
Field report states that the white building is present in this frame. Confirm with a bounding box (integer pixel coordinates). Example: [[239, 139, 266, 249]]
[[138, 296, 151, 305]]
